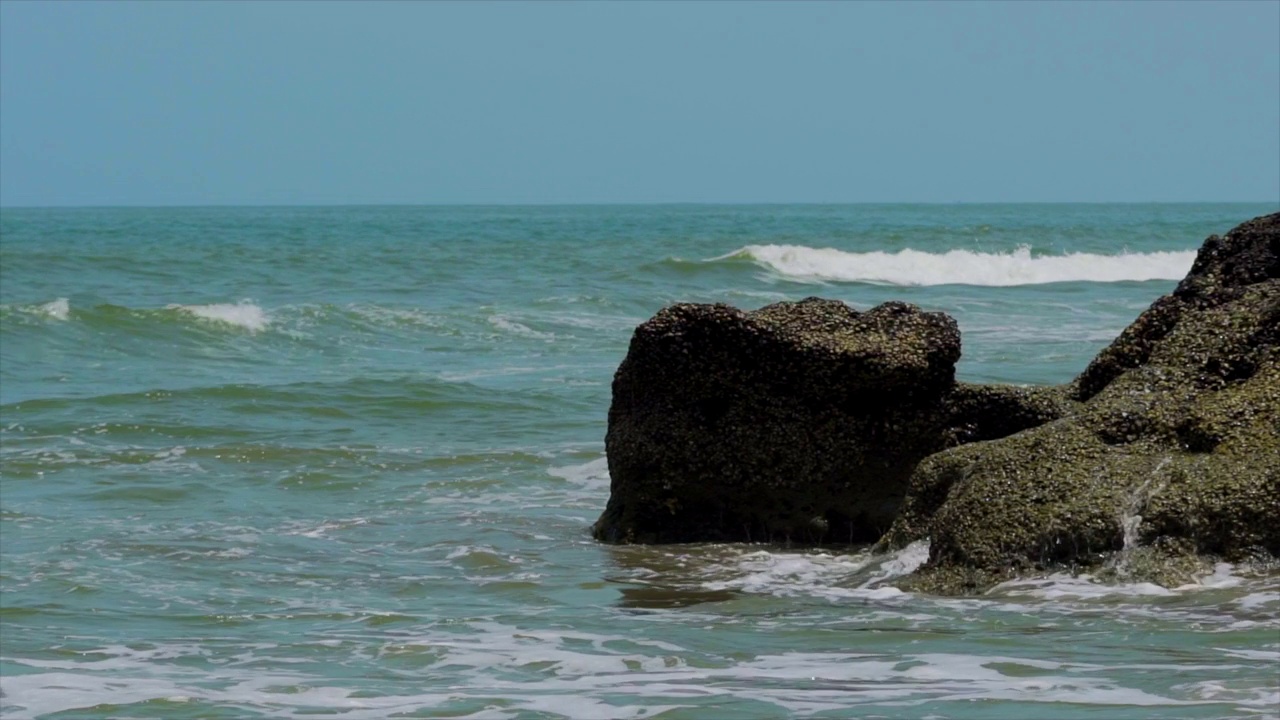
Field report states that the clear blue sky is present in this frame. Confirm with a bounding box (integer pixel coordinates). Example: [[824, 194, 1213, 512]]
[[1, 1, 1277, 206]]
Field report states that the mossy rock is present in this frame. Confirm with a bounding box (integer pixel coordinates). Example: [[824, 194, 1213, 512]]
[[593, 212, 1279, 596], [594, 297, 964, 545], [593, 296, 1080, 546], [882, 213, 1280, 594]]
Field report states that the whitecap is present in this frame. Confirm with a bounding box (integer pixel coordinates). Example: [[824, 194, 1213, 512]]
[[715, 244, 1198, 286], [37, 298, 70, 320], [170, 301, 268, 332]]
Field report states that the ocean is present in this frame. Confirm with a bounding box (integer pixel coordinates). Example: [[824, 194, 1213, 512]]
[[1, 203, 1277, 719]]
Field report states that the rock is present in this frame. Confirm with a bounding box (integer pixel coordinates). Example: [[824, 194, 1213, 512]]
[[942, 383, 1076, 447], [592, 297, 1079, 546], [1075, 212, 1280, 400], [882, 212, 1280, 593], [594, 213, 1279, 596], [592, 298, 962, 544]]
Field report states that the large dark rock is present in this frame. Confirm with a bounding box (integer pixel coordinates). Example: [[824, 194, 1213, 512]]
[[593, 298, 963, 544], [882, 212, 1280, 593], [594, 213, 1279, 596], [592, 297, 1076, 546]]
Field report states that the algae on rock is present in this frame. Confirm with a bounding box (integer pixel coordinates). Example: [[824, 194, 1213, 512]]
[[594, 213, 1279, 596], [593, 298, 964, 545], [882, 212, 1280, 594]]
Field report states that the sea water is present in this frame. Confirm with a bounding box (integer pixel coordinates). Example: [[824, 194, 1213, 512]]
[[1, 204, 1276, 719]]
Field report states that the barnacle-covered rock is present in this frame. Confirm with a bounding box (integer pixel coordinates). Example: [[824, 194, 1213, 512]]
[[594, 213, 1279, 596], [883, 212, 1280, 593], [592, 298, 965, 544]]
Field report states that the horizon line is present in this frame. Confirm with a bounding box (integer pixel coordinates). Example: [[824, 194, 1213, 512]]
[[3, 200, 1277, 211]]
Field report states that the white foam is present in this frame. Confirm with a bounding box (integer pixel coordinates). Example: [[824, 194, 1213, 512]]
[[992, 573, 1175, 600], [718, 244, 1198, 286], [1176, 562, 1245, 590], [4, 613, 1276, 719], [488, 315, 555, 341], [992, 562, 1264, 600], [547, 457, 610, 491], [280, 517, 369, 539], [701, 540, 931, 602], [540, 312, 642, 332], [1235, 591, 1280, 612], [871, 539, 932, 580], [37, 298, 70, 320], [171, 301, 268, 332], [1216, 648, 1280, 662], [347, 304, 444, 328]]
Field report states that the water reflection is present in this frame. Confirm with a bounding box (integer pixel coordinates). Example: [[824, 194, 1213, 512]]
[[614, 584, 738, 609]]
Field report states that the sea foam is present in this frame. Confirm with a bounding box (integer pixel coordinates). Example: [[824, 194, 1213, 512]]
[[547, 457, 610, 492], [488, 314, 556, 341], [170, 302, 268, 332], [1, 298, 71, 321], [718, 245, 1198, 286], [38, 298, 71, 320], [674, 540, 932, 604]]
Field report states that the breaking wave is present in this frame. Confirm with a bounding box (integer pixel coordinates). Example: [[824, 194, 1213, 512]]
[[716, 245, 1198, 286], [167, 301, 268, 332]]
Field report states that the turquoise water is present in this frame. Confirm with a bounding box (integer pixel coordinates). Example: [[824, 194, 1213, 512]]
[[1, 204, 1277, 719]]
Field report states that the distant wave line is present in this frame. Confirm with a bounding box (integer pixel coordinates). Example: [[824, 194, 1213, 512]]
[[712, 244, 1199, 286]]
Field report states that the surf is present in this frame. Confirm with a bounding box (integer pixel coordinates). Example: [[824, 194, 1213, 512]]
[[716, 244, 1199, 286]]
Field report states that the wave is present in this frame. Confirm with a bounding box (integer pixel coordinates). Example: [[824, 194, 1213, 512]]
[[1, 300, 616, 341], [6, 619, 1274, 720], [37, 298, 71, 320], [714, 245, 1199, 286], [1, 299, 269, 333], [1, 376, 547, 419], [695, 540, 931, 602], [167, 301, 268, 332], [488, 314, 556, 341], [0, 297, 71, 322]]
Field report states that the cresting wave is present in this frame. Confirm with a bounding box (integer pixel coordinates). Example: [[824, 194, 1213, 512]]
[[1, 300, 643, 340], [167, 301, 268, 332], [0, 299, 269, 332], [715, 244, 1199, 286], [0, 298, 71, 322]]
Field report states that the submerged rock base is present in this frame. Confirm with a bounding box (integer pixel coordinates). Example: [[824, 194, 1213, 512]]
[[593, 213, 1280, 594]]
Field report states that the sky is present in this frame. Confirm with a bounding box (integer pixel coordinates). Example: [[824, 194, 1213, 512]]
[[1, 1, 1277, 206]]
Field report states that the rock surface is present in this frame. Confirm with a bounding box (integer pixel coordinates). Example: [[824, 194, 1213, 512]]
[[594, 213, 1279, 595], [882, 212, 1280, 593], [592, 297, 1073, 546], [593, 298, 963, 544]]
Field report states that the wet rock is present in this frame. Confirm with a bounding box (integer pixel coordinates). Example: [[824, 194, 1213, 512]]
[[594, 213, 1279, 596], [882, 213, 1280, 593], [942, 383, 1075, 447], [592, 298, 963, 544]]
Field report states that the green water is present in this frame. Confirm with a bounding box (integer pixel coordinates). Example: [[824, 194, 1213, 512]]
[[1, 204, 1276, 718]]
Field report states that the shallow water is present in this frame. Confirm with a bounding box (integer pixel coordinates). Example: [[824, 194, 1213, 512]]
[[2, 204, 1277, 718]]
